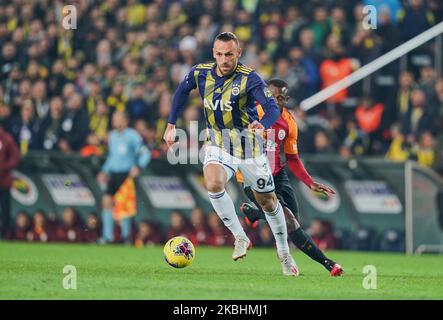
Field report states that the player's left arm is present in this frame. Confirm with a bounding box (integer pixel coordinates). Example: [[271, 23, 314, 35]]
[[247, 72, 280, 129], [284, 116, 335, 196]]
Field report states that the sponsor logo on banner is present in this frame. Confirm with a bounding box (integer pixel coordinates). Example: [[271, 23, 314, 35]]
[[299, 177, 340, 214], [42, 174, 95, 206], [188, 173, 238, 203], [345, 180, 402, 214], [140, 176, 195, 209], [11, 171, 38, 206]]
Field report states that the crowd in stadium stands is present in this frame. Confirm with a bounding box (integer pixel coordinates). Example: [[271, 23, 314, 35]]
[[5, 206, 338, 250], [1, 0, 443, 246]]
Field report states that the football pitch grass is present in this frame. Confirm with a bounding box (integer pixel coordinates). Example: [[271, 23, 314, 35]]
[[1, 242, 443, 300]]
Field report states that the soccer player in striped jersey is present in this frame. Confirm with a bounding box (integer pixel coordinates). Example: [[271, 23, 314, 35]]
[[238, 79, 344, 276], [164, 32, 299, 276]]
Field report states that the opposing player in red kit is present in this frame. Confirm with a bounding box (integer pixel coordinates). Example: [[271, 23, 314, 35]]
[[237, 79, 344, 276]]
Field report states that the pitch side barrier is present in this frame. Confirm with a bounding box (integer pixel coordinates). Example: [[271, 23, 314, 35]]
[[9, 153, 443, 253]]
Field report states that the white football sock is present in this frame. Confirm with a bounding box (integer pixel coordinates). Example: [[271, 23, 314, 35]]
[[208, 190, 247, 238], [263, 202, 290, 254]]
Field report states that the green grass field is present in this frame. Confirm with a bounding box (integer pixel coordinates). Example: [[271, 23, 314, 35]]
[[1, 242, 442, 300]]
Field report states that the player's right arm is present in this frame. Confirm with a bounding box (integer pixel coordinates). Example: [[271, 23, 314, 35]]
[[164, 66, 198, 147], [246, 71, 280, 129]]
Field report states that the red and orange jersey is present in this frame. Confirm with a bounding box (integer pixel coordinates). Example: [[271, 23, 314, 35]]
[[236, 105, 299, 183]]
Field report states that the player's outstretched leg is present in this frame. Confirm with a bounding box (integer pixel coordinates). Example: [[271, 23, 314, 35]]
[[240, 202, 265, 225], [283, 207, 344, 276], [240, 186, 343, 276], [254, 192, 299, 276], [204, 163, 251, 260], [239, 186, 266, 225]]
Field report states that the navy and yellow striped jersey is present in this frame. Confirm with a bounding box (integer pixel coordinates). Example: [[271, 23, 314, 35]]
[[168, 62, 280, 159]]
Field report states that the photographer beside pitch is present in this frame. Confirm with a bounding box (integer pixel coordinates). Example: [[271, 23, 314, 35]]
[[163, 32, 299, 276], [237, 79, 344, 276]]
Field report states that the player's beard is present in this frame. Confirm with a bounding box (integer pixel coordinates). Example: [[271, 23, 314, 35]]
[[218, 61, 237, 76]]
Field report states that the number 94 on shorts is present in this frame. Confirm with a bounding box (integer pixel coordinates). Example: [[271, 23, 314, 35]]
[[203, 146, 275, 193]]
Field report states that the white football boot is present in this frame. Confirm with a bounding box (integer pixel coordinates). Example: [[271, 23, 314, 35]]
[[278, 252, 300, 276], [232, 235, 251, 260]]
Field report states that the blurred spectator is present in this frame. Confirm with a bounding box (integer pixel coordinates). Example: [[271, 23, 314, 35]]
[[0, 102, 12, 132], [207, 211, 234, 246], [355, 96, 385, 135], [401, 88, 436, 138], [126, 83, 152, 125], [386, 123, 411, 162], [5, 210, 30, 241], [282, 6, 305, 45], [83, 212, 101, 243], [319, 35, 355, 105], [434, 117, 443, 176], [351, 28, 382, 65], [58, 93, 89, 154], [189, 207, 211, 246], [11, 99, 40, 155], [38, 96, 63, 151], [106, 81, 127, 115], [166, 211, 193, 240], [329, 6, 350, 46], [364, 0, 402, 24], [410, 131, 436, 167], [342, 119, 370, 156], [308, 218, 337, 251], [298, 28, 322, 66], [288, 46, 320, 100], [134, 220, 162, 248], [435, 78, 443, 115], [355, 96, 385, 154], [310, 6, 330, 49], [88, 99, 110, 146], [80, 133, 104, 157], [0, 121, 20, 236], [154, 91, 173, 150], [396, 71, 415, 120], [47, 60, 68, 96], [31, 80, 49, 119], [28, 210, 54, 243], [46, 211, 59, 234], [375, 5, 402, 54], [55, 207, 84, 243], [134, 119, 157, 150], [428, 0, 443, 23], [313, 130, 336, 155], [398, 0, 435, 41], [418, 66, 438, 99]]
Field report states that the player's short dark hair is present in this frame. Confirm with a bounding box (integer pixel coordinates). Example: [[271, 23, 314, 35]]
[[214, 32, 239, 46], [268, 78, 289, 97], [268, 78, 288, 89]]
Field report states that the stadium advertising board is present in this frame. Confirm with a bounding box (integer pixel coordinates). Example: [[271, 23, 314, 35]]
[[42, 174, 96, 206], [344, 180, 402, 214], [140, 176, 195, 209]]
